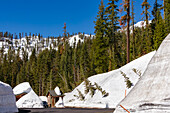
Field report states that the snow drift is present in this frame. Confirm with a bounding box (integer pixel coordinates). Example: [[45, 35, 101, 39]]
[[0, 81, 18, 113], [63, 51, 156, 108], [13, 82, 43, 108], [114, 34, 170, 113]]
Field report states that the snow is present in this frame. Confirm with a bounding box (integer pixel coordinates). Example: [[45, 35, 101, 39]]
[[63, 51, 156, 108], [0, 81, 18, 113], [55, 97, 64, 108], [0, 34, 94, 60], [13, 82, 44, 108], [119, 20, 152, 33], [114, 34, 170, 113], [68, 34, 94, 47], [39, 96, 47, 102], [54, 86, 61, 95], [54, 86, 64, 108]]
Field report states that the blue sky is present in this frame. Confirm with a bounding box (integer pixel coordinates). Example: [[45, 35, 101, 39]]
[[0, 0, 162, 37]]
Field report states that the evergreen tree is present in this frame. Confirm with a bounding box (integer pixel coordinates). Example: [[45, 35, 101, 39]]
[[164, 0, 170, 34], [93, 0, 108, 74], [106, 0, 120, 70], [141, 0, 151, 26], [80, 42, 90, 79], [119, 0, 130, 63], [153, 10, 166, 50]]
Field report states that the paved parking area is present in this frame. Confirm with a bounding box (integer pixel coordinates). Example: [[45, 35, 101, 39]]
[[19, 108, 114, 113]]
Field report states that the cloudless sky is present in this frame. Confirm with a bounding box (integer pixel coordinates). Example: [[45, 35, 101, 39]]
[[0, 0, 162, 37]]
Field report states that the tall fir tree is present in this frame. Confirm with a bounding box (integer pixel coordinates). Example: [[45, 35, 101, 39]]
[[93, 0, 108, 74], [141, 0, 151, 26], [153, 10, 166, 50], [106, 0, 119, 71]]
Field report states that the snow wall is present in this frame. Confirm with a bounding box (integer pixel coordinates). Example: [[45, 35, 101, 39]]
[[0, 81, 18, 113], [114, 34, 170, 113]]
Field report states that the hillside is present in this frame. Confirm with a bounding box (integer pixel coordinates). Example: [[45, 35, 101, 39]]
[[63, 51, 156, 108], [0, 33, 94, 59]]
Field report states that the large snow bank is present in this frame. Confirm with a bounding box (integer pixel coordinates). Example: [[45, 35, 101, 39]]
[[13, 82, 43, 108], [64, 51, 156, 108], [0, 81, 18, 112], [114, 34, 170, 113]]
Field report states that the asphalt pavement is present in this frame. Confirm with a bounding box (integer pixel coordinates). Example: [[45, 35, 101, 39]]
[[19, 108, 115, 113]]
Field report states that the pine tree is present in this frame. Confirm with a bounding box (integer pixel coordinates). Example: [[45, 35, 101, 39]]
[[131, 0, 135, 59], [93, 0, 108, 74], [106, 0, 119, 70], [80, 42, 90, 79], [63, 23, 67, 42], [164, 0, 170, 34], [119, 0, 130, 63], [153, 10, 166, 50], [141, 0, 151, 26]]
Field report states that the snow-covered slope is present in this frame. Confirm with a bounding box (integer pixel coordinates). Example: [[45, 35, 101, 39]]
[[119, 20, 152, 33], [0, 81, 18, 113], [63, 51, 156, 108], [0, 34, 94, 59], [68, 34, 94, 46], [114, 34, 170, 113], [13, 82, 43, 108]]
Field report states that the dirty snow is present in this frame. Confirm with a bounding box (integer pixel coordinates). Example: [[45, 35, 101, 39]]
[[114, 34, 170, 113], [0, 81, 18, 113], [63, 51, 156, 108]]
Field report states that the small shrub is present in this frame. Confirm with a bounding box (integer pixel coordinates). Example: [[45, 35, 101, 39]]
[[84, 79, 90, 94], [95, 82, 109, 97], [132, 68, 141, 77], [77, 89, 85, 101], [121, 71, 133, 89]]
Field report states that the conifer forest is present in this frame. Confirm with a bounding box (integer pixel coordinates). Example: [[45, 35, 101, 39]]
[[0, 0, 169, 96]]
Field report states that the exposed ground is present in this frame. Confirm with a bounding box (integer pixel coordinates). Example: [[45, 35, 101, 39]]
[[19, 108, 114, 113]]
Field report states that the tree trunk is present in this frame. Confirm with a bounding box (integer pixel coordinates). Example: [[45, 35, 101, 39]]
[[127, 0, 130, 63], [163, 0, 165, 21], [145, 0, 148, 26], [132, 0, 135, 59]]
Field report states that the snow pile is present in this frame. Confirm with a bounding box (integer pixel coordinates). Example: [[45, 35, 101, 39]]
[[0, 81, 18, 112], [63, 51, 156, 108], [114, 34, 170, 113], [54, 86, 64, 108], [13, 82, 43, 108], [55, 97, 64, 108]]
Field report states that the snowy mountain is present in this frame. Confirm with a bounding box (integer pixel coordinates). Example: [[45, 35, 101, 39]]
[[114, 34, 170, 113], [119, 20, 152, 33], [0, 34, 94, 59], [63, 51, 156, 108]]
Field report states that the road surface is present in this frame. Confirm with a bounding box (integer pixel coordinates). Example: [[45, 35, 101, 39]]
[[19, 108, 115, 113]]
